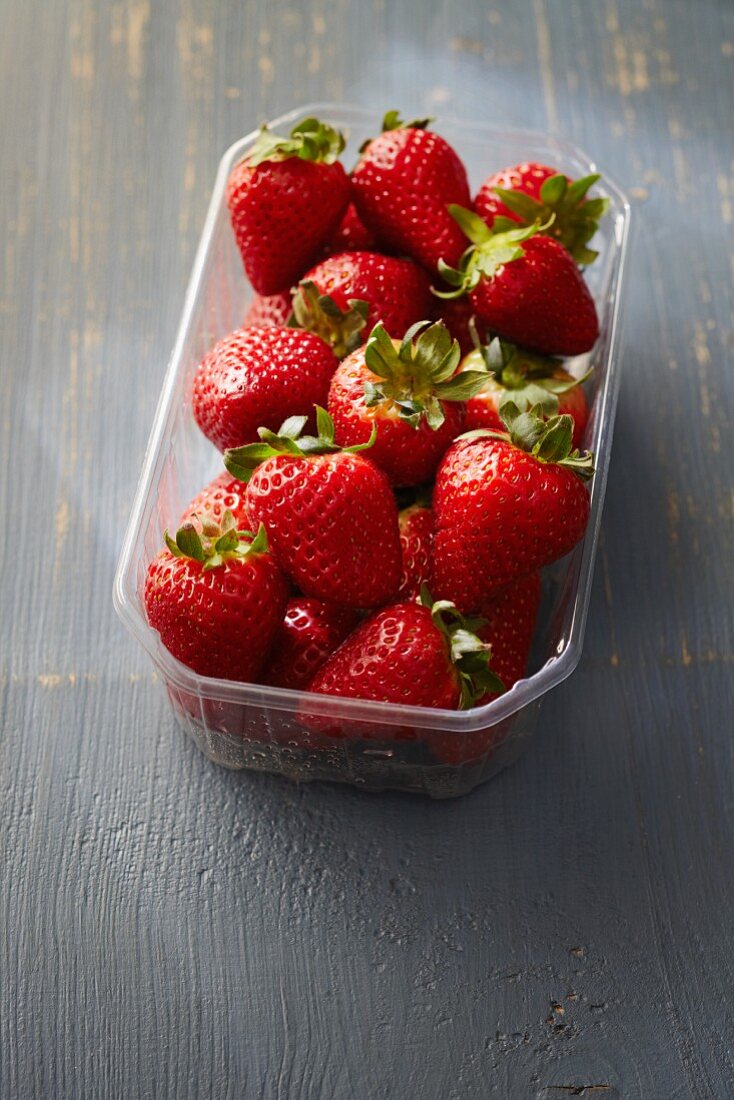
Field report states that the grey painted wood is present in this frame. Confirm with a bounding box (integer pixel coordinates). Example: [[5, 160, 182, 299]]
[[2, 0, 733, 1096]]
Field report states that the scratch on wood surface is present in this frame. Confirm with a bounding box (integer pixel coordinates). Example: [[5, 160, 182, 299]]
[[693, 321, 711, 420], [533, 0, 558, 131], [126, 1, 150, 83], [668, 114, 693, 201], [63, 329, 80, 472], [717, 173, 733, 225], [53, 499, 70, 587], [598, 537, 619, 668]]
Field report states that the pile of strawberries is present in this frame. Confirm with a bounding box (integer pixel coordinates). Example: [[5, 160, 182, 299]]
[[144, 111, 608, 754]]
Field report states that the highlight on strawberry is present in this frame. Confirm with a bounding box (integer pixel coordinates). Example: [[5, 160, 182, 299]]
[[328, 319, 489, 485]]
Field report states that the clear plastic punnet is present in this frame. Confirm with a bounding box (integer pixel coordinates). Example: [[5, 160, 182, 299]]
[[113, 104, 632, 798]]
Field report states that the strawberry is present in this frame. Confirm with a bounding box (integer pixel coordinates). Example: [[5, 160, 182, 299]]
[[327, 320, 488, 486], [436, 212, 599, 356], [326, 202, 379, 253], [463, 334, 590, 448], [474, 163, 609, 265], [303, 590, 504, 727], [351, 111, 471, 272], [432, 296, 487, 357], [243, 291, 293, 328], [180, 471, 251, 531], [431, 403, 594, 612], [262, 597, 360, 690], [398, 501, 434, 599], [292, 251, 433, 355], [428, 572, 541, 765], [224, 408, 401, 609], [476, 572, 541, 702], [144, 515, 287, 681], [227, 116, 351, 295], [192, 325, 337, 452]]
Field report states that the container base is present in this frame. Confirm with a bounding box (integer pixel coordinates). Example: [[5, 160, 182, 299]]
[[170, 693, 539, 799]]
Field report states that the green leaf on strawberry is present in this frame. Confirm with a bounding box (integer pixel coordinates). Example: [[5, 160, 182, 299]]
[[419, 586, 505, 707], [224, 407, 377, 482], [289, 280, 369, 358], [164, 512, 269, 571], [492, 171, 610, 264], [435, 209, 552, 299], [468, 332, 593, 419], [246, 116, 346, 169], [362, 320, 488, 430]]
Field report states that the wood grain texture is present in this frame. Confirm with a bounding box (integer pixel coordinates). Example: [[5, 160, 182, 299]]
[[1, 0, 733, 1096]]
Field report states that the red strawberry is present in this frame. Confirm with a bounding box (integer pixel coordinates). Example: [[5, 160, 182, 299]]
[[398, 502, 434, 599], [243, 291, 293, 328], [436, 213, 599, 356], [432, 296, 487, 357], [351, 112, 471, 272], [224, 408, 401, 609], [428, 572, 541, 765], [431, 404, 594, 612], [192, 325, 337, 451], [476, 572, 541, 702], [292, 251, 433, 355], [180, 471, 251, 531], [227, 116, 351, 295], [303, 591, 503, 731], [328, 321, 488, 486], [261, 597, 360, 690], [144, 516, 288, 681], [463, 335, 590, 448], [326, 202, 379, 253], [474, 163, 609, 264]]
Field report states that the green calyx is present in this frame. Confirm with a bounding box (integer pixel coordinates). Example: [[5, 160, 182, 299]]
[[492, 172, 609, 265], [460, 403, 595, 480], [466, 329, 592, 418], [246, 116, 346, 169], [419, 585, 505, 708], [289, 280, 369, 358], [358, 110, 433, 153], [164, 512, 269, 571], [381, 109, 433, 132], [363, 320, 488, 431], [223, 406, 377, 483], [433, 208, 545, 299]]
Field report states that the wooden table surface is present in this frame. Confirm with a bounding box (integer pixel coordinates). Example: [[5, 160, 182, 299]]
[[2, 1, 733, 1096]]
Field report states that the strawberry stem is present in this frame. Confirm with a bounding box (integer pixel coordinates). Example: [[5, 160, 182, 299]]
[[164, 513, 269, 570], [362, 320, 487, 430], [289, 280, 368, 358], [246, 116, 346, 169], [419, 586, 505, 707], [224, 407, 377, 482]]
